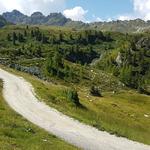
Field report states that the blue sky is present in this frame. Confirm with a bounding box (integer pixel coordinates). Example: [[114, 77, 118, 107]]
[[0, 0, 150, 22], [66, 0, 133, 21]]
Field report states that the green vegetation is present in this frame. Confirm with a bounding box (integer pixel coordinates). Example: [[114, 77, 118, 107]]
[[2, 25, 149, 92], [5, 67, 150, 145], [62, 88, 80, 106], [0, 24, 150, 146], [0, 25, 124, 91], [0, 79, 78, 150], [96, 38, 150, 93]]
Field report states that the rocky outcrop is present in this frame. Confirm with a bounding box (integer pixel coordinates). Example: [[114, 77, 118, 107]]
[[8, 64, 41, 78], [116, 52, 122, 66]]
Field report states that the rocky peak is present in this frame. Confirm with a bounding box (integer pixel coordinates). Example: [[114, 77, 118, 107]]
[[31, 12, 44, 17]]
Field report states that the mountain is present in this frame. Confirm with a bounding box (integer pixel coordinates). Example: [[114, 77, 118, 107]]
[[2, 10, 27, 24], [90, 19, 150, 33], [0, 15, 8, 27], [2, 10, 70, 26], [46, 13, 70, 26], [2, 10, 150, 33]]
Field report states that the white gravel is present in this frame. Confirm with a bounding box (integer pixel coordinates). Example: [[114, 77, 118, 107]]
[[0, 68, 150, 150]]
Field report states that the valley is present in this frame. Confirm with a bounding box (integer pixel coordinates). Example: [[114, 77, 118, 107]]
[[0, 8, 150, 150]]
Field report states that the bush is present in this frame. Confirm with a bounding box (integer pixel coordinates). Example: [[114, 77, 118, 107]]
[[90, 86, 102, 97], [63, 88, 80, 106], [138, 86, 150, 95]]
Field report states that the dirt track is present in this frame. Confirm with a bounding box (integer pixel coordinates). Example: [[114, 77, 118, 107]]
[[0, 68, 150, 150]]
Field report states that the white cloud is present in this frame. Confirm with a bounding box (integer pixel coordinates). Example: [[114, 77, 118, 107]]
[[107, 18, 113, 22], [92, 14, 103, 22], [95, 17, 103, 22], [118, 15, 133, 21], [63, 6, 88, 21], [133, 0, 150, 20], [118, 0, 150, 21], [0, 0, 66, 15]]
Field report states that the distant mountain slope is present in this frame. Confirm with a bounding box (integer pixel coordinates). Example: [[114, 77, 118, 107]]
[[0, 15, 8, 27], [2, 10, 150, 32], [2, 10, 70, 26], [90, 19, 150, 33], [2, 10, 27, 24]]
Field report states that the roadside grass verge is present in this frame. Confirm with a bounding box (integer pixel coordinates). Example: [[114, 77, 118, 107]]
[[0, 79, 78, 150], [4, 67, 150, 145]]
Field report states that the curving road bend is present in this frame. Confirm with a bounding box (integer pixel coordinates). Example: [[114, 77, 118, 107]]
[[0, 68, 150, 150]]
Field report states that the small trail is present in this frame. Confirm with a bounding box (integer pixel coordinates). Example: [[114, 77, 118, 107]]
[[0, 68, 150, 150]]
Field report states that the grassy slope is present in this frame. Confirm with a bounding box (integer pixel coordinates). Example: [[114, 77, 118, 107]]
[[5, 67, 150, 145], [0, 79, 78, 150]]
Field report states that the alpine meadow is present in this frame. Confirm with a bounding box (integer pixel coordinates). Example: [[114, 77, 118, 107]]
[[0, 1, 150, 149]]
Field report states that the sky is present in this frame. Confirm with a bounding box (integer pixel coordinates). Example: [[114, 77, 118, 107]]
[[0, 0, 150, 22]]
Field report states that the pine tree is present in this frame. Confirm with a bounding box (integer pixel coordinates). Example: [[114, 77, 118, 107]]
[[58, 32, 63, 42], [12, 32, 17, 45], [26, 25, 29, 30], [24, 30, 27, 37], [18, 33, 24, 42], [41, 34, 48, 44], [31, 30, 34, 37], [7, 34, 11, 41], [53, 52, 63, 68], [120, 65, 133, 87], [70, 34, 73, 40], [36, 46, 42, 57]]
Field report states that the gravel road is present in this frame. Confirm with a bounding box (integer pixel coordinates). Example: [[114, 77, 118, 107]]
[[0, 68, 150, 150]]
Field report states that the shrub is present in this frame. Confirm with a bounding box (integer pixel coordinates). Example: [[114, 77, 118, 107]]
[[90, 86, 102, 97], [63, 88, 80, 106]]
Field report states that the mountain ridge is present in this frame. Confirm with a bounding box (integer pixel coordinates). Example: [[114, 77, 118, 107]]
[[2, 10, 70, 26], [2, 10, 150, 33]]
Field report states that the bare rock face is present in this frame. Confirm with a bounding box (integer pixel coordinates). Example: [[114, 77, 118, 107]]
[[136, 37, 150, 50], [2, 10, 69, 26], [2, 10, 27, 24], [0, 15, 8, 27]]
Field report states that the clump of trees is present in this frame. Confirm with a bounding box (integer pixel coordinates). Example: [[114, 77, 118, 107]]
[[96, 37, 150, 92], [46, 51, 64, 78], [8, 32, 25, 45], [4, 26, 149, 93], [31, 29, 48, 43], [61, 45, 98, 65], [45, 47, 80, 82]]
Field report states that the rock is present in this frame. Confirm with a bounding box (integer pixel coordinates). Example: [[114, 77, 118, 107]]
[[8, 63, 42, 78], [116, 52, 122, 66], [42, 139, 48, 142], [144, 114, 149, 118]]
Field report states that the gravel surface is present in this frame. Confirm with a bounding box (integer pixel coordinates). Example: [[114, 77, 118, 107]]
[[0, 68, 150, 150]]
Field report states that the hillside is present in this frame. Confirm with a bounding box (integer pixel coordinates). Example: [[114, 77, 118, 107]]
[[0, 25, 149, 93], [0, 24, 150, 145], [90, 19, 150, 33], [2, 10, 150, 33]]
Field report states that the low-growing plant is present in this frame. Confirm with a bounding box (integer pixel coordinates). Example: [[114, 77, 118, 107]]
[[90, 85, 102, 97], [63, 88, 80, 106]]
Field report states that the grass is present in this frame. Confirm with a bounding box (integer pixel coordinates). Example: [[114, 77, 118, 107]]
[[3, 66, 150, 145], [0, 79, 78, 150]]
